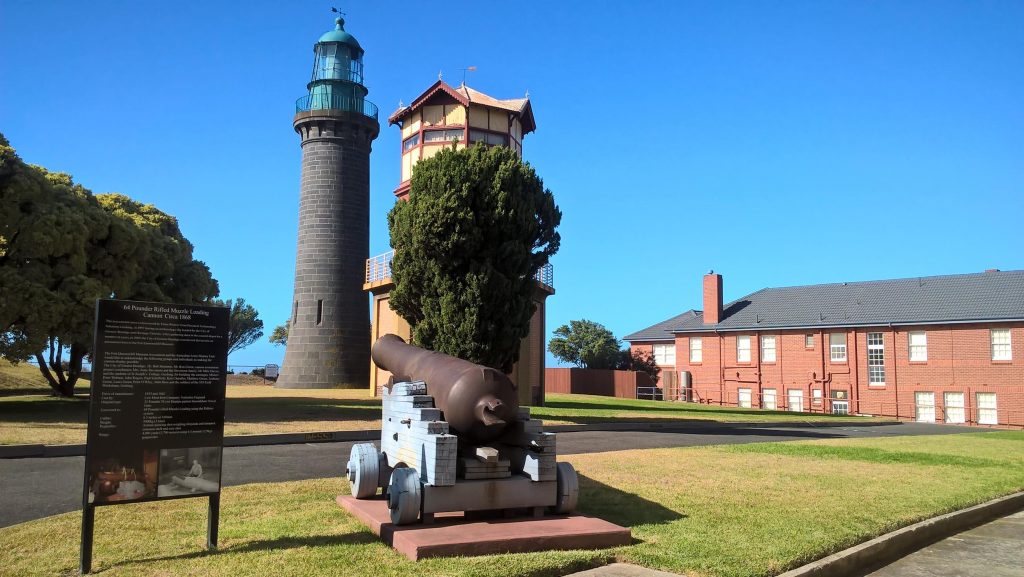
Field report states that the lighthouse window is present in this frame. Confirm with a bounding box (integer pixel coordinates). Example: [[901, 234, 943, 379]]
[[403, 134, 419, 151], [423, 129, 463, 143]]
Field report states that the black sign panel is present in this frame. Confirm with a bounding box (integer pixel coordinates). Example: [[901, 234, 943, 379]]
[[83, 300, 229, 507]]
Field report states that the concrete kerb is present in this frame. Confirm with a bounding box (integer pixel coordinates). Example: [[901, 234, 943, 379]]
[[0, 419, 901, 459], [775, 491, 1024, 577]]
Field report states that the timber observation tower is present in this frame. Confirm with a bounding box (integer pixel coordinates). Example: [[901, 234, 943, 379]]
[[278, 15, 380, 389]]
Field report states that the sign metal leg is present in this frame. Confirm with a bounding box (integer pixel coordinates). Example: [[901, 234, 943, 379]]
[[207, 494, 220, 550], [80, 505, 94, 574]]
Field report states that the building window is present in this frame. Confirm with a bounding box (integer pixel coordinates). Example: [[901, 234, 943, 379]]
[[738, 388, 752, 408], [761, 335, 776, 362], [868, 332, 885, 385], [402, 133, 420, 151], [689, 337, 702, 363], [976, 392, 997, 425], [469, 129, 508, 146], [908, 331, 927, 362], [944, 392, 965, 424], [423, 128, 463, 143], [915, 391, 935, 423], [653, 344, 675, 366], [736, 336, 751, 362], [316, 299, 324, 326], [805, 334, 814, 349], [830, 333, 847, 362], [991, 329, 1012, 361], [787, 389, 804, 412], [832, 400, 849, 415], [763, 388, 777, 410]]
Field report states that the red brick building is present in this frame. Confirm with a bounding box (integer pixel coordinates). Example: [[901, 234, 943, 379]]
[[625, 270, 1024, 428]]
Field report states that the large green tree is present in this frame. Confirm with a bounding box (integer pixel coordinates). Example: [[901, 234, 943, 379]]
[[548, 318, 661, 383], [548, 319, 621, 369], [0, 134, 218, 395], [210, 297, 264, 355], [387, 144, 561, 372]]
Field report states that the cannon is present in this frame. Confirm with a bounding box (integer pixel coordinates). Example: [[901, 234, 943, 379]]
[[347, 335, 579, 525], [370, 333, 519, 443]]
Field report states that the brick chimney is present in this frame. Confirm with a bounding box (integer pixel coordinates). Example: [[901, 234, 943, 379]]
[[703, 271, 723, 325]]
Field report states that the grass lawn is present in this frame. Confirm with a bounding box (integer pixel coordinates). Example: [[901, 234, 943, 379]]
[[0, 376, 888, 446], [2, 431, 1022, 577]]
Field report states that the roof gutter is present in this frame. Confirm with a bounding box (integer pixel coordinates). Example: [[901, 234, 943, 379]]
[[669, 317, 1024, 334]]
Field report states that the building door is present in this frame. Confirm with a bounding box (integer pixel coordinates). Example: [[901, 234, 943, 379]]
[[915, 392, 935, 423], [976, 392, 998, 425], [763, 388, 777, 410], [738, 388, 752, 408], [787, 389, 803, 412], [943, 392, 965, 424]]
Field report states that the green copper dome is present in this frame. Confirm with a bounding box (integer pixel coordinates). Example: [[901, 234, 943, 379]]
[[318, 17, 362, 54]]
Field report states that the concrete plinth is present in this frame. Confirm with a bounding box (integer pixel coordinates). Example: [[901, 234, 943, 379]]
[[338, 495, 632, 560]]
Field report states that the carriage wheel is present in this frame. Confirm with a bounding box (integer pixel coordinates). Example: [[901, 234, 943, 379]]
[[388, 467, 422, 525], [346, 443, 380, 499], [552, 462, 579, 514]]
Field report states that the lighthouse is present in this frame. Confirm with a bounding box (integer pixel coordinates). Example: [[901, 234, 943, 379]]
[[277, 16, 380, 389]]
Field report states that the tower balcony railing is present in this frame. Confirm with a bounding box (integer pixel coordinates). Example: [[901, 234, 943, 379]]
[[295, 94, 379, 120], [365, 250, 554, 290]]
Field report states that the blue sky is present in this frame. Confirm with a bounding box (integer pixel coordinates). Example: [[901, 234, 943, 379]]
[[2, 1, 1022, 369]]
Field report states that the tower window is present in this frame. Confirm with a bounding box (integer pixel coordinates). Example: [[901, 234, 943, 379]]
[[293, 300, 299, 323], [423, 129, 463, 143], [316, 300, 324, 326], [403, 134, 419, 150], [469, 129, 508, 146]]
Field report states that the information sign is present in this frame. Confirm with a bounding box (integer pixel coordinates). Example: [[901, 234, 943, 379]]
[[80, 299, 229, 573]]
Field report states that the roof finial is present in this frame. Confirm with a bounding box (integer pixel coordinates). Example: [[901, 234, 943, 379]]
[[438, 69, 443, 80], [525, 89, 530, 98]]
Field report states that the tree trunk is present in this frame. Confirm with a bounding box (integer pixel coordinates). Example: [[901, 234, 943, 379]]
[[34, 351, 74, 397]]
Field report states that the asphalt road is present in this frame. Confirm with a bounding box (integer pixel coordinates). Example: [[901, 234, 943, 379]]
[[0, 422, 970, 528]]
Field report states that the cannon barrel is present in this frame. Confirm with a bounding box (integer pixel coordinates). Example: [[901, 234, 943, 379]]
[[371, 334, 519, 443]]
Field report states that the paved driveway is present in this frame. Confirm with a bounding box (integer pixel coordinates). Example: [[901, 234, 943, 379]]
[[864, 509, 1024, 577], [0, 422, 970, 528]]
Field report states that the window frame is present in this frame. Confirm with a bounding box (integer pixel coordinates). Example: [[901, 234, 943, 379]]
[[761, 335, 777, 363], [787, 389, 804, 412], [943, 392, 965, 424], [762, 388, 777, 410], [829, 332, 847, 362], [804, 334, 814, 349], [976, 392, 998, 425], [736, 335, 751, 363], [737, 387, 752, 408], [914, 391, 935, 423], [867, 332, 886, 386], [991, 329, 1012, 361], [689, 337, 703, 364], [908, 331, 928, 362], [422, 128, 464, 144], [652, 343, 675, 367]]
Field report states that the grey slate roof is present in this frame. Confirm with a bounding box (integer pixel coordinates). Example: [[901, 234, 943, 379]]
[[623, 310, 699, 341], [625, 270, 1024, 340]]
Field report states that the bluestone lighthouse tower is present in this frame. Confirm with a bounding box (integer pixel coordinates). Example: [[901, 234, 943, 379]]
[[277, 16, 380, 388]]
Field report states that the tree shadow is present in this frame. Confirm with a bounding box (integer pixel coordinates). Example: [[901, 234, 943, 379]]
[[224, 396, 382, 425], [99, 530, 379, 571]]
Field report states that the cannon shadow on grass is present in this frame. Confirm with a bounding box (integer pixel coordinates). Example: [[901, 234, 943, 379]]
[[576, 473, 683, 528]]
